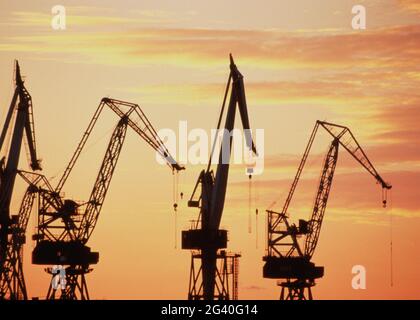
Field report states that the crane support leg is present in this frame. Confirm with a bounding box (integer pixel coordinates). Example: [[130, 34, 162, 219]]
[[279, 279, 314, 300], [0, 187, 37, 299], [188, 250, 240, 300]]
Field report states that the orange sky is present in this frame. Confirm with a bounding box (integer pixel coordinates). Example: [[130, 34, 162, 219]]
[[0, 0, 419, 299]]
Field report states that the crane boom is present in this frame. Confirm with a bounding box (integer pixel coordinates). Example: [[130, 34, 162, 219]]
[[54, 101, 105, 194], [270, 120, 391, 236], [318, 121, 391, 190], [37, 98, 184, 243], [209, 55, 256, 230], [0, 62, 41, 171], [182, 55, 257, 300], [0, 61, 41, 300], [55, 98, 182, 194], [0, 61, 41, 219], [77, 118, 127, 242], [304, 139, 339, 259], [279, 122, 319, 227]]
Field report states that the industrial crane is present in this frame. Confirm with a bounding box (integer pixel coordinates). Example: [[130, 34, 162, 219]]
[[31, 98, 183, 299], [0, 61, 42, 299], [182, 55, 257, 300], [263, 120, 391, 300]]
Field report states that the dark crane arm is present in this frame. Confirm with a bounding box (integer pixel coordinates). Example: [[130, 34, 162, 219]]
[[182, 55, 257, 300], [303, 140, 339, 259], [208, 54, 257, 230], [0, 61, 41, 172], [55, 98, 184, 195], [0, 61, 41, 292], [279, 122, 320, 223], [301, 121, 392, 259], [76, 119, 127, 242], [0, 61, 41, 215], [76, 99, 184, 243], [267, 120, 391, 259], [272, 120, 391, 232], [318, 121, 391, 190]]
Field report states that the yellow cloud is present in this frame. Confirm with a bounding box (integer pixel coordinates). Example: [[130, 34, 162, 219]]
[[7, 10, 138, 27], [1, 24, 420, 71], [4, 7, 199, 30], [398, 0, 420, 14]]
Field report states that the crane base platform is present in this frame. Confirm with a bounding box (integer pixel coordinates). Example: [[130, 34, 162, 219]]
[[182, 229, 227, 250], [263, 256, 324, 279], [32, 240, 99, 265]]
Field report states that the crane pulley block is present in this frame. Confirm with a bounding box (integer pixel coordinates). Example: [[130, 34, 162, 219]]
[[188, 200, 200, 208]]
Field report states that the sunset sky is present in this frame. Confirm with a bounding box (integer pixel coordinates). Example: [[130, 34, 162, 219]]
[[0, 0, 419, 299]]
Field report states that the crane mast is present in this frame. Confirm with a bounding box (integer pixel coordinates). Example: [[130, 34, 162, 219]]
[[182, 55, 257, 300], [0, 61, 41, 299], [77, 118, 127, 243], [264, 120, 391, 300], [304, 139, 339, 259]]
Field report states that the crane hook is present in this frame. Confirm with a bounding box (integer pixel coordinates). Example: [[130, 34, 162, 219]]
[[382, 188, 388, 208]]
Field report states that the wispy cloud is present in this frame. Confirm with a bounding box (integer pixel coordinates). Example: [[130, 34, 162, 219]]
[[243, 285, 265, 291], [370, 104, 420, 143], [1, 23, 420, 70], [229, 169, 419, 220], [120, 80, 379, 107], [1, 6, 199, 31], [398, 0, 420, 14], [7, 11, 138, 27]]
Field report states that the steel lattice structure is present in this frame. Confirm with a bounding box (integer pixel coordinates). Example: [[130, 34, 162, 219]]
[[264, 121, 391, 300], [30, 98, 183, 299]]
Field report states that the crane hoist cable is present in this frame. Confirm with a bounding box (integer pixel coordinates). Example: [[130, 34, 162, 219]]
[[382, 187, 388, 208], [173, 170, 180, 248], [389, 188, 394, 287], [248, 174, 252, 234], [255, 174, 260, 235], [174, 170, 186, 249], [256, 208, 259, 249]]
